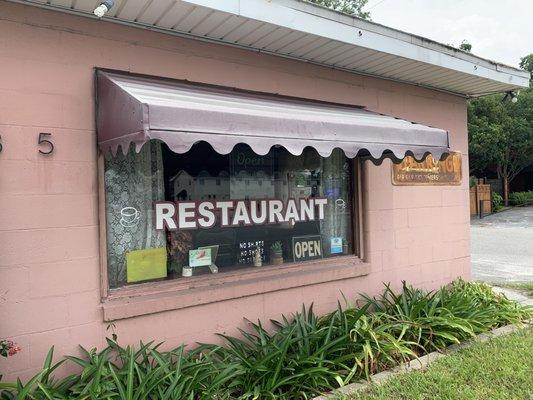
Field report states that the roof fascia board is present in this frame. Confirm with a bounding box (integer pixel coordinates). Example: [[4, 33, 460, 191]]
[[2, 0, 468, 97], [182, 0, 530, 88], [281, 0, 528, 78], [7, 0, 529, 94]]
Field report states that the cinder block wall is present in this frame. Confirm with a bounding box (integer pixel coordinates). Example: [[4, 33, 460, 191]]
[[0, 1, 470, 380]]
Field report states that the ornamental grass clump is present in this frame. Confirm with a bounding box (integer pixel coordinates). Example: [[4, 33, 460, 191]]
[[1, 280, 531, 399]]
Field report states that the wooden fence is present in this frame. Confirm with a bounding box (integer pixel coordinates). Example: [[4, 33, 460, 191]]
[[470, 183, 492, 216]]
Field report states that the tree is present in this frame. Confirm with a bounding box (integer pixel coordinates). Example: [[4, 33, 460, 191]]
[[519, 53, 533, 74], [306, 0, 371, 19], [459, 40, 472, 52], [468, 88, 533, 206]]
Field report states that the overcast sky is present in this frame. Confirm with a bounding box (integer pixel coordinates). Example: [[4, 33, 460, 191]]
[[365, 0, 533, 68]]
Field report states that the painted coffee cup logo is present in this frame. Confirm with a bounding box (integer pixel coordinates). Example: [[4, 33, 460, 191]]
[[120, 206, 140, 227], [335, 198, 346, 211]]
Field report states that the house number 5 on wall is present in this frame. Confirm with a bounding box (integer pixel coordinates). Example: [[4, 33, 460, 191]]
[[38, 132, 54, 155]]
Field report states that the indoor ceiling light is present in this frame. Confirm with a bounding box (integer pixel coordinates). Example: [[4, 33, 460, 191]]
[[94, 0, 114, 18]]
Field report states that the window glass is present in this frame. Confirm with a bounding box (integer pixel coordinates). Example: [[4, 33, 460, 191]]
[[104, 141, 354, 289]]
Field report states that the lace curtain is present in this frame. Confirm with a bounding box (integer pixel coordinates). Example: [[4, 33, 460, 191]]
[[104, 142, 166, 288], [320, 149, 351, 255]]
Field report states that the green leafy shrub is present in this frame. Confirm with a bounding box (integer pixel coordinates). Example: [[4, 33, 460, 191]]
[[0, 341, 238, 400], [362, 283, 476, 352], [509, 190, 533, 206], [492, 192, 503, 211], [349, 314, 418, 378], [444, 279, 532, 328], [1, 280, 531, 399], [201, 306, 354, 399], [469, 176, 477, 188]]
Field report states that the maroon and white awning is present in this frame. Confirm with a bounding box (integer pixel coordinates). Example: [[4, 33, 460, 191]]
[[96, 71, 450, 161]]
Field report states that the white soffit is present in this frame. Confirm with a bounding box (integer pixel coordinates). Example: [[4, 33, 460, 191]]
[[10, 0, 531, 97]]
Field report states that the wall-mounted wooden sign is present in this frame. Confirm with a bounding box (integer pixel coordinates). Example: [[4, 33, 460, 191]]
[[392, 151, 462, 186]]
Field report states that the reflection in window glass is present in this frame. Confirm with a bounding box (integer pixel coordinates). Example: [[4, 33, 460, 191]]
[[104, 141, 354, 288]]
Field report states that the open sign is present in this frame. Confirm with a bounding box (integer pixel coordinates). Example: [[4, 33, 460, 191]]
[[292, 235, 323, 262]]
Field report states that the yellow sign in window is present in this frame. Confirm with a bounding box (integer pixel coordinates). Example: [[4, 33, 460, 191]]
[[126, 247, 167, 283]]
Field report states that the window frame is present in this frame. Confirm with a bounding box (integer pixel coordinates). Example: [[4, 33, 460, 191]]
[[97, 151, 367, 314]]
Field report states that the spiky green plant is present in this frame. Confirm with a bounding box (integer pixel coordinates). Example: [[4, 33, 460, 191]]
[[200, 305, 354, 399], [1, 280, 531, 400], [0, 340, 239, 400]]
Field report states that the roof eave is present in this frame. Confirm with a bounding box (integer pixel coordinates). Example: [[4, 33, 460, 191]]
[[8, 0, 531, 96]]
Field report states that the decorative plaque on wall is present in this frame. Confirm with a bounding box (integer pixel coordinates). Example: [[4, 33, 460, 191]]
[[392, 151, 462, 186]]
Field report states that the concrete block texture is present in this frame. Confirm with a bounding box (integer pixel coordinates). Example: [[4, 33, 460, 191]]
[[0, 1, 469, 380]]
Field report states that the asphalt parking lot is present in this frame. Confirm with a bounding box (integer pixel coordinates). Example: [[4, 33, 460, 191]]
[[471, 206, 533, 283]]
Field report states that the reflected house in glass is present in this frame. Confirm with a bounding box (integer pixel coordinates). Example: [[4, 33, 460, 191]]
[[169, 170, 233, 201], [0, 0, 529, 381]]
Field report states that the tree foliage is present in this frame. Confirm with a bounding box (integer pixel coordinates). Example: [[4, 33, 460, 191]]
[[468, 87, 533, 204], [459, 40, 472, 52], [306, 0, 371, 19], [519, 53, 533, 74]]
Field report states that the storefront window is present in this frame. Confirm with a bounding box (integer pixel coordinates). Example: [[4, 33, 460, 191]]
[[104, 141, 354, 289]]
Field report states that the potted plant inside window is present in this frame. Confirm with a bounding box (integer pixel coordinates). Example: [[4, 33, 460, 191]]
[[342, 238, 349, 255], [270, 241, 283, 265], [168, 231, 192, 277], [253, 247, 262, 267]]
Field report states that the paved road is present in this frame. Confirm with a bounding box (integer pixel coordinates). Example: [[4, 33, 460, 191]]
[[471, 206, 533, 283]]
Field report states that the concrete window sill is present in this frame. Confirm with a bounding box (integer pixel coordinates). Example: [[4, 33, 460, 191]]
[[102, 256, 370, 321]]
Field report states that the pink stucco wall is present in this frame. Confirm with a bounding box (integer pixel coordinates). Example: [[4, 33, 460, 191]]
[[0, 1, 470, 380]]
